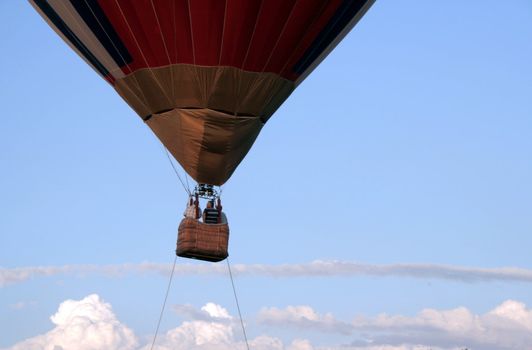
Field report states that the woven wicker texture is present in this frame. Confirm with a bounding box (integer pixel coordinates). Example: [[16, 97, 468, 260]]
[[176, 218, 229, 262]]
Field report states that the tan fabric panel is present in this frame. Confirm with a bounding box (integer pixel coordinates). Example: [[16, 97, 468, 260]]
[[146, 108, 263, 185], [114, 64, 294, 119]]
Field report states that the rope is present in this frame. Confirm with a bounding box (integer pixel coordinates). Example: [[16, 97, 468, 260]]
[[150, 254, 178, 350], [226, 258, 250, 350], [184, 164, 190, 193], [163, 147, 191, 195]]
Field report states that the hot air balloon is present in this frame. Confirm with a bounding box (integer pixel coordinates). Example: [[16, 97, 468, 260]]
[[30, 0, 375, 261]]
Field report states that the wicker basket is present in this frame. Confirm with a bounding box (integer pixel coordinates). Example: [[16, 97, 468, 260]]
[[176, 218, 229, 262]]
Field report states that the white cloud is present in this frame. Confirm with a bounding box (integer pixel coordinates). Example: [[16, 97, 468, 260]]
[[4, 295, 282, 350], [172, 302, 234, 322], [287, 339, 315, 350], [258, 305, 352, 334], [258, 300, 532, 350], [3, 260, 532, 287], [147, 318, 236, 350], [6, 295, 532, 350], [145, 302, 281, 350], [6, 294, 138, 350], [320, 346, 451, 350]]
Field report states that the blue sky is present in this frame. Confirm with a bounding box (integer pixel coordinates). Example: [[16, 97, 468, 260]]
[[1, 1, 532, 349]]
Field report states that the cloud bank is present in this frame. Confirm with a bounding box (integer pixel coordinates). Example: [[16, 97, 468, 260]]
[[5, 295, 532, 350], [258, 300, 532, 350], [3, 295, 300, 350], [2, 260, 532, 287], [6, 294, 138, 350]]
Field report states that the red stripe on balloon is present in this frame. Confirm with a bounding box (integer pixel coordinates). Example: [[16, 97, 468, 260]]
[[96, 0, 347, 81]]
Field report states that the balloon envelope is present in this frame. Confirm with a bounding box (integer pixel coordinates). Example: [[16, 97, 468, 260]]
[[30, 0, 374, 185]]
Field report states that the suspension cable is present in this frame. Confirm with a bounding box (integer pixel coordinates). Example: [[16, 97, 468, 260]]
[[226, 257, 250, 350], [150, 254, 178, 350], [162, 147, 191, 195], [184, 168, 191, 193]]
